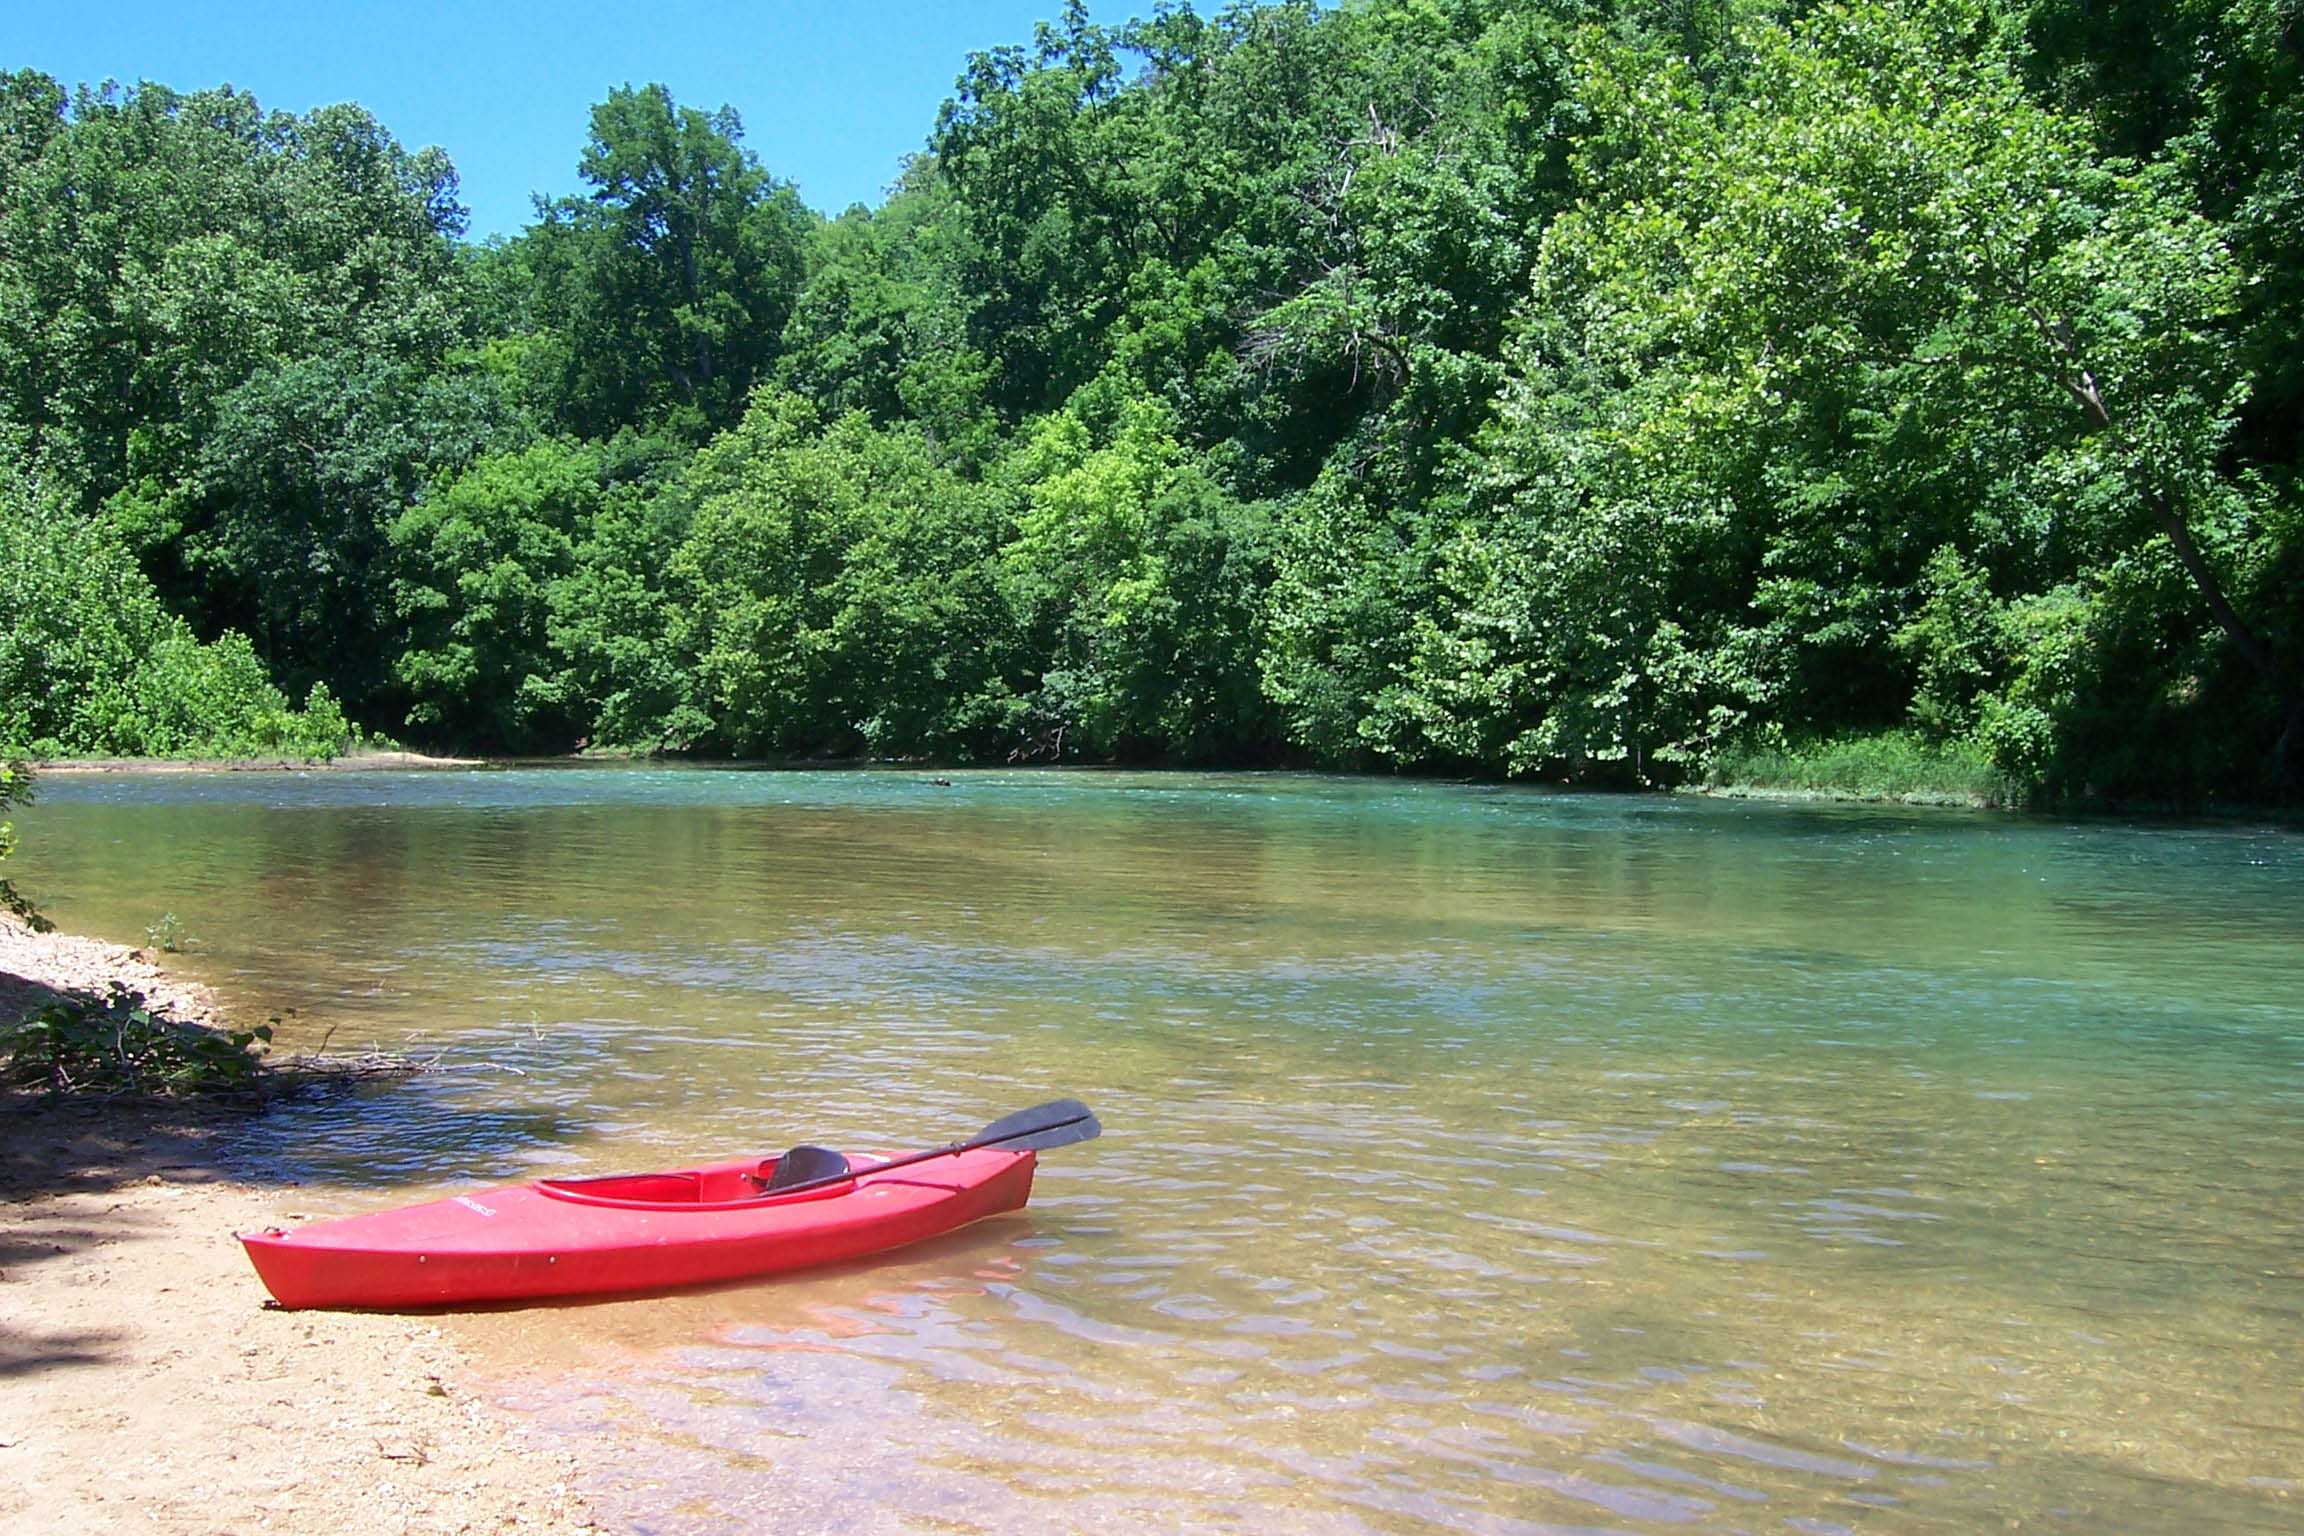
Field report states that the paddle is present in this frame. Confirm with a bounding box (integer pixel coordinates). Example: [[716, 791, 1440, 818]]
[[751, 1098, 1101, 1198]]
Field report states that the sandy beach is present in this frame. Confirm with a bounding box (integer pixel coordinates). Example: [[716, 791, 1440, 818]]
[[0, 915, 596, 1535]]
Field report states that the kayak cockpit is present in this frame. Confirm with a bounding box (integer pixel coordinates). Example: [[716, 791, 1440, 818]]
[[534, 1161, 855, 1211], [544, 1170, 710, 1202]]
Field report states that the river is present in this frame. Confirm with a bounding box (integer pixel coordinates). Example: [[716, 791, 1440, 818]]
[[15, 767, 2303, 1533]]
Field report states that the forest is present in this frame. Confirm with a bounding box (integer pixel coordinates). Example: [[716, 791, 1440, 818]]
[[1, 0, 2297, 802]]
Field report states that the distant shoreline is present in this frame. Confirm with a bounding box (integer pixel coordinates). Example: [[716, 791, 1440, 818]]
[[17, 752, 2297, 822], [27, 749, 479, 774]]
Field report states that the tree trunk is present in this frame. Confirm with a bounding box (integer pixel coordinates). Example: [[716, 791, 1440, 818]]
[[2053, 353, 2298, 787], [2276, 698, 2304, 791]]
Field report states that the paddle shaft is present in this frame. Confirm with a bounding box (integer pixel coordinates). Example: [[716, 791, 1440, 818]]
[[763, 1103, 1097, 1199]]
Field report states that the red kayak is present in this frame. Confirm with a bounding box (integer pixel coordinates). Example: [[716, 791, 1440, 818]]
[[240, 1100, 1097, 1310]]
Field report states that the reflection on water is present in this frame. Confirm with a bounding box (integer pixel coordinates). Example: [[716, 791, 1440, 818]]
[[17, 768, 2304, 1532]]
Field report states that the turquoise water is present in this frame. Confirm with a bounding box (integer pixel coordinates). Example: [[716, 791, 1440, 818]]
[[15, 767, 2304, 1532]]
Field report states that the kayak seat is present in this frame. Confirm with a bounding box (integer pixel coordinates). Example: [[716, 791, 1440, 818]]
[[759, 1144, 852, 1193]]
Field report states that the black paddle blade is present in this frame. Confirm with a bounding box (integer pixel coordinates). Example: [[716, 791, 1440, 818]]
[[973, 1098, 1101, 1153], [764, 1144, 852, 1191]]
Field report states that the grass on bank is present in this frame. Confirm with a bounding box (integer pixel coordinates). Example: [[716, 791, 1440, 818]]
[[1699, 731, 2021, 808]]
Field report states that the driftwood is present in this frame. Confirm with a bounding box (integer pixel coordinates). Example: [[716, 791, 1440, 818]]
[[265, 1047, 526, 1092]]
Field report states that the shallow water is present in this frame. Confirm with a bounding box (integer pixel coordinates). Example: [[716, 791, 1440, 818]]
[[16, 767, 2304, 1532]]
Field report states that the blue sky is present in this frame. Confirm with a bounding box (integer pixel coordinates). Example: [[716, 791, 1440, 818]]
[[5, 0, 1129, 240]]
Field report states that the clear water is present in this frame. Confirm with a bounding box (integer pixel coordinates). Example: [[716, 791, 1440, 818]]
[[15, 767, 2304, 1533]]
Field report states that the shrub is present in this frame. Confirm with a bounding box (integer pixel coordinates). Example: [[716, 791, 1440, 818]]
[[0, 485, 354, 759], [0, 986, 273, 1099], [0, 760, 43, 929]]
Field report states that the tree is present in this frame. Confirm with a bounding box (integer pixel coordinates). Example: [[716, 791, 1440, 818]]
[[390, 438, 604, 749], [667, 394, 1015, 757], [536, 434, 698, 751], [2019, 0, 2304, 475], [184, 352, 509, 715], [996, 388, 1277, 760], [518, 85, 815, 438], [0, 474, 350, 760], [0, 77, 467, 524], [4, 3, 2298, 797], [774, 163, 999, 465], [1453, 0, 2297, 790]]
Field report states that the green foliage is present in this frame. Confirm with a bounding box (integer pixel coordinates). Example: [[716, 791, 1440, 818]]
[[1444, 0, 2293, 792], [1, 985, 272, 1099], [997, 392, 1276, 759], [0, 759, 45, 930], [391, 438, 601, 748], [185, 352, 511, 711], [0, 71, 497, 719], [775, 167, 996, 463], [667, 394, 1016, 757], [143, 911, 190, 954], [0, 480, 353, 759], [505, 85, 816, 440], [546, 436, 700, 751], [0, 74, 469, 523], [2019, 0, 2304, 466]]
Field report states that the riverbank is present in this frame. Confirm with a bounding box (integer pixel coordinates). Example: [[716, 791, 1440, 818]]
[[0, 917, 596, 1534], [29, 749, 478, 775]]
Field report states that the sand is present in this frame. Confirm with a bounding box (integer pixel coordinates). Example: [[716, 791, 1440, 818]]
[[0, 916, 597, 1535]]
